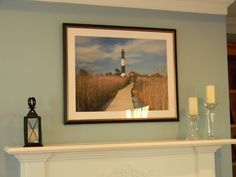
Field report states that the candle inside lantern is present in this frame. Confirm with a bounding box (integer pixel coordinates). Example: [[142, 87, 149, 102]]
[[206, 85, 215, 104], [188, 97, 198, 116]]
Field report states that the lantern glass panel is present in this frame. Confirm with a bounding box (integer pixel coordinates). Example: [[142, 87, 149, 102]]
[[27, 118, 39, 143]]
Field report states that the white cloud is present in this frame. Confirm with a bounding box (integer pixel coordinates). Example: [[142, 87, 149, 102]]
[[76, 38, 166, 64], [120, 39, 166, 56], [76, 45, 105, 62]]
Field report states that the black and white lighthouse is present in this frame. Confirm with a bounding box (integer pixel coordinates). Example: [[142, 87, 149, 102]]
[[120, 49, 126, 77]]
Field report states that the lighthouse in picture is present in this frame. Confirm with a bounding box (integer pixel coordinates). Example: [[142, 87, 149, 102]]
[[120, 49, 126, 77]]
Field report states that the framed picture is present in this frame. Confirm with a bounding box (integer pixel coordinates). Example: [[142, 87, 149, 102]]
[[63, 23, 178, 124]]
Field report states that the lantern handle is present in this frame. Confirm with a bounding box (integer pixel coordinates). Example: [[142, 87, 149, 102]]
[[28, 97, 36, 110]]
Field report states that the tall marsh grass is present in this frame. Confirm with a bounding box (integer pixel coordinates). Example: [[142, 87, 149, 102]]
[[132, 76, 168, 110], [76, 75, 128, 111]]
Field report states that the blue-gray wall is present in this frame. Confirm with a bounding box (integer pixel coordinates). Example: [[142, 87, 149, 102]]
[[0, 1, 232, 177]]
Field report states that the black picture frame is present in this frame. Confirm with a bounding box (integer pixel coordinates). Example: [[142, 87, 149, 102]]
[[63, 23, 179, 124]]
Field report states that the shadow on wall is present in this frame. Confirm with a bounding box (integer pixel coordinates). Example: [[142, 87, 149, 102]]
[[5, 154, 20, 177], [227, 34, 236, 42]]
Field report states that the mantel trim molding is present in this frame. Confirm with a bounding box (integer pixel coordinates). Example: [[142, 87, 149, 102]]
[[32, 0, 235, 15]]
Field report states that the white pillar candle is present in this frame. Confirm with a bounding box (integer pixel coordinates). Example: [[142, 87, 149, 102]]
[[206, 85, 215, 104], [188, 97, 198, 116]]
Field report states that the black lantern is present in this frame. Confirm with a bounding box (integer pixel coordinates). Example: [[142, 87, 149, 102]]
[[24, 97, 43, 147]]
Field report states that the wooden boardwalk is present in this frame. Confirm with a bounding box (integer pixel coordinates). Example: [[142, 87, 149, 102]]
[[106, 83, 134, 111]]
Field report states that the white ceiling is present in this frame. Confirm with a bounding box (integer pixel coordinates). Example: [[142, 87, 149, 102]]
[[34, 0, 234, 15]]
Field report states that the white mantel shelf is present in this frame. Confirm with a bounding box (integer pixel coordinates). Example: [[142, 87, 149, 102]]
[[33, 0, 235, 15], [5, 139, 236, 154], [5, 139, 236, 177]]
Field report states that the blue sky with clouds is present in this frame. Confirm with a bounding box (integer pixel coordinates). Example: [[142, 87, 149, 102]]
[[75, 36, 167, 75]]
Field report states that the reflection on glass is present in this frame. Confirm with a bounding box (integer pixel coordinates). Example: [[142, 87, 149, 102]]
[[126, 105, 149, 118], [27, 118, 39, 143]]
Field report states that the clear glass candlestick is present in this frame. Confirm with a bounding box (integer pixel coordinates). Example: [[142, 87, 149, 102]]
[[186, 115, 199, 140], [204, 103, 216, 139]]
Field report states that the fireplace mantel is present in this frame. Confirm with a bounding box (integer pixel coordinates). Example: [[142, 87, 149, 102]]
[[5, 139, 236, 177]]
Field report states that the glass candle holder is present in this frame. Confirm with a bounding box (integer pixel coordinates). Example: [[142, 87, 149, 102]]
[[186, 114, 199, 140], [204, 103, 216, 139]]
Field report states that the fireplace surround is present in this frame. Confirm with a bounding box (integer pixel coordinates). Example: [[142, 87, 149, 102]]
[[5, 139, 236, 177]]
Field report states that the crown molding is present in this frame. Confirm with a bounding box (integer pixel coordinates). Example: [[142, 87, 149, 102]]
[[32, 0, 235, 15]]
